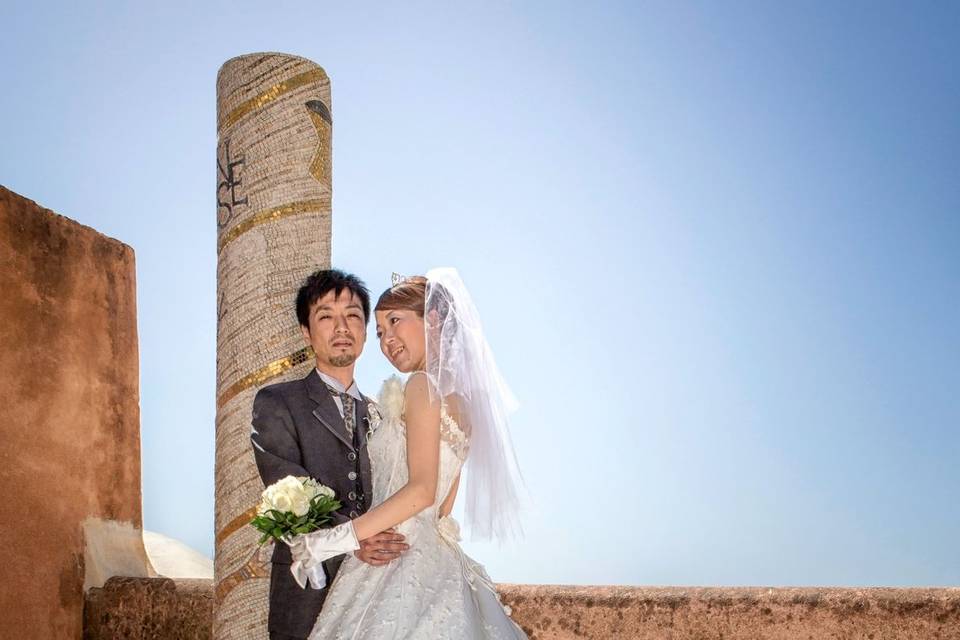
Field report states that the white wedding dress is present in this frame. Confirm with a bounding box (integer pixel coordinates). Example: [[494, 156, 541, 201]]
[[306, 378, 527, 639]]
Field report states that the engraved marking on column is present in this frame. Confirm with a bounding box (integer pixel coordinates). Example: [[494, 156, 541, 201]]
[[306, 100, 332, 187], [217, 138, 248, 230], [217, 346, 314, 410], [218, 197, 331, 252], [219, 68, 328, 133]]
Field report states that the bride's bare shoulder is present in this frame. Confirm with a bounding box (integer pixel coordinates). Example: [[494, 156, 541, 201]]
[[403, 371, 436, 397], [402, 371, 440, 415]]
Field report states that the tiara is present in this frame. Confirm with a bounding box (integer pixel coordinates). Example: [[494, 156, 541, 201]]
[[391, 272, 411, 287]]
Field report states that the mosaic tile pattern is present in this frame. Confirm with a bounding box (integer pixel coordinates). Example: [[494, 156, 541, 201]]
[[215, 52, 333, 639]]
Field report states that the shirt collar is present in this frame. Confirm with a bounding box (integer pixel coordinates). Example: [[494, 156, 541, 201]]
[[315, 368, 362, 401]]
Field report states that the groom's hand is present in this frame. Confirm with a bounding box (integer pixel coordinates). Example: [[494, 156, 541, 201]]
[[354, 528, 409, 566]]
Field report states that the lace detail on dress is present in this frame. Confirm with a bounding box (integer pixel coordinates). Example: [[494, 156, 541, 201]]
[[440, 407, 469, 461]]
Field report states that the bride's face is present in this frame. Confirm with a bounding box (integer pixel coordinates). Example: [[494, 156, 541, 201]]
[[375, 308, 426, 373]]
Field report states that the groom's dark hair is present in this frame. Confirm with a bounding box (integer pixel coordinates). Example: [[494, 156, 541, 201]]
[[296, 269, 372, 328]]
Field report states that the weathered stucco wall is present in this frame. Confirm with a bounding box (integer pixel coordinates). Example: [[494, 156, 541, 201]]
[[0, 186, 150, 639], [84, 579, 960, 639]]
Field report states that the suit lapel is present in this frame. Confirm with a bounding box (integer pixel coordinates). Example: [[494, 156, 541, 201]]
[[305, 369, 354, 451]]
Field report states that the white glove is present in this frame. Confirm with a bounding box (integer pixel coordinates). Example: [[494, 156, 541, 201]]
[[286, 522, 361, 590]]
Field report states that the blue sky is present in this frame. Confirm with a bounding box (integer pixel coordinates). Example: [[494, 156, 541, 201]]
[[2, 2, 958, 586]]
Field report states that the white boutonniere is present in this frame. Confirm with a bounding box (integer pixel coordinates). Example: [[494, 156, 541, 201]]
[[364, 403, 383, 439]]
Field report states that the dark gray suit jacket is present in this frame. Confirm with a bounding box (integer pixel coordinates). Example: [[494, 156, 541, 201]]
[[251, 368, 374, 640]]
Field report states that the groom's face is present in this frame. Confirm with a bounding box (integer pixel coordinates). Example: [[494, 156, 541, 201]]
[[301, 289, 367, 369]]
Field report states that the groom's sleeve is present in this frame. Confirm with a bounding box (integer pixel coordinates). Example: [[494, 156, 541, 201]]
[[250, 387, 311, 487]]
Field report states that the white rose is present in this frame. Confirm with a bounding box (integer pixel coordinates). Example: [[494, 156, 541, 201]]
[[259, 487, 279, 514], [299, 477, 335, 500], [262, 476, 305, 514], [315, 484, 335, 499], [289, 493, 311, 517], [276, 475, 306, 497], [261, 475, 335, 517], [271, 489, 294, 513], [313, 482, 336, 498], [299, 477, 319, 497]]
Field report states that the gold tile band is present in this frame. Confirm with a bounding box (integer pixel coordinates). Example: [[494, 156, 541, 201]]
[[216, 346, 314, 410], [307, 109, 332, 187], [216, 557, 269, 604], [219, 67, 328, 133], [218, 197, 330, 253], [217, 506, 259, 546]]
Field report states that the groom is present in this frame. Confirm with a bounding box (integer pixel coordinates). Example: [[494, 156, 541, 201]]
[[251, 269, 409, 640]]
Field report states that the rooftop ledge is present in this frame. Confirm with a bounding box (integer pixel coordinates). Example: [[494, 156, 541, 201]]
[[84, 577, 960, 639]]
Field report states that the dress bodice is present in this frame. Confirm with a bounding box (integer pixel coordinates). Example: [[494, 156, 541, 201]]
[[367, 377, 468, 539]]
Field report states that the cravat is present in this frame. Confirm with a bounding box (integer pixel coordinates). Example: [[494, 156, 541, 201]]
[[339, 392, 356, 440], [324, 383, 356, 439]]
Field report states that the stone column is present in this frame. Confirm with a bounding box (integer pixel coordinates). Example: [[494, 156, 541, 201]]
[[214, 53, 333, 639]]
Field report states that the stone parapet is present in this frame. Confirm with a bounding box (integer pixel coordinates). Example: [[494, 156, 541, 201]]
[[84, 577, 213, 640], [501, 584, 960, 639], [83, 578, 960, 639]]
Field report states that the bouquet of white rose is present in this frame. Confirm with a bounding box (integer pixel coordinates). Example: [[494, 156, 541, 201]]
[[250, 475, 341, 545]]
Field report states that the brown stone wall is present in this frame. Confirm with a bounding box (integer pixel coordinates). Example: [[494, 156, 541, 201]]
[[84, 577, 213, 640], [84, 579, 960, 639], [0, 186, 145, 639], [501, 584, 960, 639]]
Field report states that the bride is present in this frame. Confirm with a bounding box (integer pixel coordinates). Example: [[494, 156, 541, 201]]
[[289, 268, 528, 639]]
